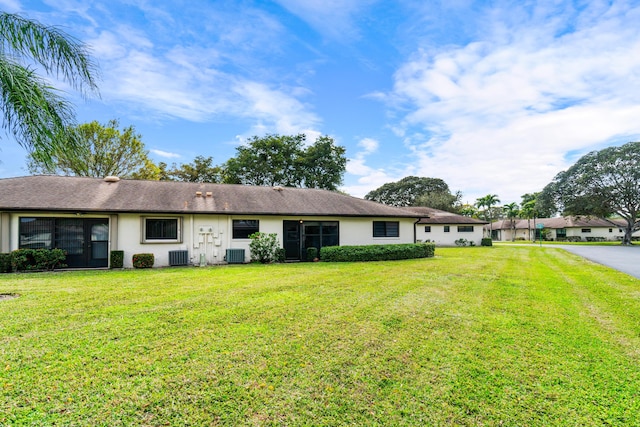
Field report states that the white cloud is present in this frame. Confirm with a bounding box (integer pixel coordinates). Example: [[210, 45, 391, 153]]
[[343, 137, 406, 198], [273, 0, 377, 40], [358, 137, 378, 154], [387, 1, 640, 203], [150, 149, 181, 159], [0, 0, 21, 13], [79, 4, 321, 140]]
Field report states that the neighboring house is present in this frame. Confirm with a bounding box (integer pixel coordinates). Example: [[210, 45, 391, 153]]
[[488, 216, 636, 242], [0, 176, 422, 268], [403, 207, 487, 246]]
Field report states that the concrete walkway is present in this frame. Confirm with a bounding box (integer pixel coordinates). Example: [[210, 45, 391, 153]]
[[555, 245, 640, 279]]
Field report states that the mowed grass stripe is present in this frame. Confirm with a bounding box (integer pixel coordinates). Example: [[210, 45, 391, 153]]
[[1, 247, 639, 426]]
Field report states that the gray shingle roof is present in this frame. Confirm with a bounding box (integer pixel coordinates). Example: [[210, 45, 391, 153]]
[[402, 206, 488, 224], [0, 175, 420, 218]]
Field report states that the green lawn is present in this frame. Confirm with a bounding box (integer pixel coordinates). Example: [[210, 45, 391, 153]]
[[2, 246, 640, 426]]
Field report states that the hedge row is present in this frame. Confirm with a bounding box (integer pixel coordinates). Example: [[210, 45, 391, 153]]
[[0, 248, 67, 272], [320, 243, 435, 262]]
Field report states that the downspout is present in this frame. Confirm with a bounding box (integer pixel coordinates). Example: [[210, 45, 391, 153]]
[[414, 218, 420, 243]]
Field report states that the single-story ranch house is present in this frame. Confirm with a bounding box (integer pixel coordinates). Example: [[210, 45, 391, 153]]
[[0, 175, 429, 268], [488, 216, 638, 242], [403, 207, 487, 246]]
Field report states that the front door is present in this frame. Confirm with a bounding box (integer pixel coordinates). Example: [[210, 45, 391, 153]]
[[283, 221, 301, 260], [56, 219, 109, 268]]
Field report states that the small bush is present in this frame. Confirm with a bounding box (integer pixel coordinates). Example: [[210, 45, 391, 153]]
[[306, 247, 318, 261], [320, 243, 435, 262], [110, 250, 124, 269], [481, 238, 493, 247], [11, 248, 67, 271], [249, 232, 280, 263], [132, 253, 154, 268], [276, 248, 286, 263], [0, 253, 12, 273]]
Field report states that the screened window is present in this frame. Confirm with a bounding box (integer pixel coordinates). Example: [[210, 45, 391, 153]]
[[556, 228, 567, 238], [444, 226, 450, 233], [457, 226, 474, 232], [303, 221, 339, 251], [143, 217, 181, 242], [19, 217, 53, 249], [424, 226, 431, 232], [233, 220, 259, 239], [581, 228, 591, 233], [373, 221, 399, 238]]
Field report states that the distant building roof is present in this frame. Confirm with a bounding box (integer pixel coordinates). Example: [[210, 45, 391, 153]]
[[402, 206, 488, 225], [0, 175, 420, 218]]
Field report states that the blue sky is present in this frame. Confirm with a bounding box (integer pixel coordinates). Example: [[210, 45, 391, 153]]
[[2, 0, 640, 204]]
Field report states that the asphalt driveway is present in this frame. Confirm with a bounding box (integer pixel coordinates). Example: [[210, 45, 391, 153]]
[[556, 245, 640, 279]]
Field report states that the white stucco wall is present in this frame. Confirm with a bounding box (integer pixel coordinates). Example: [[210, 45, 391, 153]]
[[4, 211, 419, 268], [560, 226, 624, 241], [416, 223, 484, 246]]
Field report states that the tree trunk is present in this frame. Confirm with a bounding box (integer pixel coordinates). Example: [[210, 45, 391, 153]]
[[622, 224, 634, 245]]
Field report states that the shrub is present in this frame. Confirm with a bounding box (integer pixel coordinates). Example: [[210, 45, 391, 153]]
[[320, 243, 435, 262], [481, 238, 493, 247], [306, 247, 318, 261], [11, 248, 67, 271], [276, 247, 286, 263], [110, 250, 124, 269], [132, 253, 154, 268], [249, 232, 280, 263], [455, 238, 468, 247], [0, 253, 12, 273]]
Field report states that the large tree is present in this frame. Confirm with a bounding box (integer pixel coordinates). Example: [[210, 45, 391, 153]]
[[28, 119, 155, 178], [540, 141, 640, 245], [223, 134, 347, 190], [364, 176, 455, 207], [167, 155, 222, 183], [0, 12, 99, 165], [298, 135, 346, 191]]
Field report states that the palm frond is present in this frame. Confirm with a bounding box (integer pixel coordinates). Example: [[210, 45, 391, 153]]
[[0, 12, 99, 97]]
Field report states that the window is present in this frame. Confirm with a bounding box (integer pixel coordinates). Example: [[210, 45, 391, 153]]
[[233, 219, 259, 239], [373, 221, 399, 237], [609, 228, 613, 233], [557, 228, 567, 238], [581, 228, 591, 233], [444, 226, 450, 233], [19, 217, 53, 249], [424, 226, 431, 232], [143, 217, 181, 242], [457, 226, 474, 232]]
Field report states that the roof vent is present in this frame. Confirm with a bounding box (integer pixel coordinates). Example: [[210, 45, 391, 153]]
[[104, 176, 120, 182], [206, 192, 213, 198], [195, 191, 202, 197], [273, 186, 284, 191]]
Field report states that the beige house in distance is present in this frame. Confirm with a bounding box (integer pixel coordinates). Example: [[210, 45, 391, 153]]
[[488, 216, 636, 242], [0, 176, 424, 268]]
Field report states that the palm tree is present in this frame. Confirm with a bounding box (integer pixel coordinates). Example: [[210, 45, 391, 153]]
[[0, 12, 99, 165], [476, 194, 501, 238], [519, 200, 536, 241], [503, 202, 519, 242]]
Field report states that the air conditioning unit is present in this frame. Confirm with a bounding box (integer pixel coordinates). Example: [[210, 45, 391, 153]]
[[168, 250, 189, 266], [225, 248, 245, 264]]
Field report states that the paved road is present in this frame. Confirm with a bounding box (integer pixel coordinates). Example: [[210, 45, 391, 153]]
[[555, 245, 640, 279]]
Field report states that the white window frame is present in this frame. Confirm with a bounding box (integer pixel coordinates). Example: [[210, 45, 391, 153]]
[[141, 216, 182, 243]]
